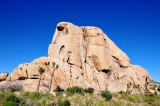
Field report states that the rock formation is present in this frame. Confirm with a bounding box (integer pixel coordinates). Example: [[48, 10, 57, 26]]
[[0, 22, 156, 93]]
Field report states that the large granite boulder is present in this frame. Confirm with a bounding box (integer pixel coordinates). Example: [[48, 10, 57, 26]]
[[0, 22, 155, 93]]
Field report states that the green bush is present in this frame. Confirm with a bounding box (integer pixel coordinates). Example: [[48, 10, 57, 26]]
[[144, 94, 156, 104], [84, 87, 94, 94], [20, 91, 53, 105], [6, 94, 21, 103], [127, 94, 143, 103], [54, 86, 64, 92], [101, 91, 112, 101], [111, 100, 123, 106], [4, 101, 16, 106], [67, 86, 84, 95], [22, 92, 42, 100], [154, 99, 160, 105], [57, 99, 71, 106]]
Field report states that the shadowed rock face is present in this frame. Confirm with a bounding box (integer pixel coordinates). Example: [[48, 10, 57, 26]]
[[0, 22, 155, 93]]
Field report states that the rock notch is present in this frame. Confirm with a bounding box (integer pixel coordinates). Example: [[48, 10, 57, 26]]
[[0, 22, 156, 93]]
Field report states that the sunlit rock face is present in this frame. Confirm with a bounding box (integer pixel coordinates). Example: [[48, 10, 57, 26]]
[[0, 22, 155, 93]]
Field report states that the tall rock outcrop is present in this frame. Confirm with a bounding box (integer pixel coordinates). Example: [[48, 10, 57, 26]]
[[0, 22, 155, 93]]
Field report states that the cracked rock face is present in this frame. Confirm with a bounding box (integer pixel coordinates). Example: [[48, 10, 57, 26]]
[[0, 22, 155, 93]]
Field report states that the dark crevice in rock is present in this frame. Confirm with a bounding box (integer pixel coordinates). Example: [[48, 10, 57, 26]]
[[57, 26, 64, 31], [97, 33, 101, 35], [26, 70, 28, 78], [89, 44, 107, 48], [95, 77, 101, 91], [112, 56, 119, 63], [112, 56, 127, 68], [67, 57, 70, 63], [82, 28, 87, 41], [119, 75, 127, 79], [100, 69, 111, 77], [30, 78, 39, 79], [59, 45, 65, 54], [68, 51, 72, 53], [120, 65, 127, 68], [52, 56, 81, 68], [68, 63, 75, 66], [18, 77, 26, 80], [85, 62, 101, 90], [104, 39, 107, 44], [33, 75, 39, 76], [70, 66, 72, 78]]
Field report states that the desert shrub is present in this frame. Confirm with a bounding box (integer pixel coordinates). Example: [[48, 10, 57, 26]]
[[20, 91, 53, 105], [21, 91, 52, 101], [8, 84, 23, 92], [117, 91, 127, 99], [154, 99, 160, 105], [144, 94, 156, 104], [54, 86, 64, 92], [101, 91, 112, 101], [3, 101, 16, 106], [57, 99, 71, 106], [127, 94, 143, 103], [25, 99, 33, 106], [0, 91, 23, 105], [0, 86, 6, 91], [84, 87, 94, 94], [111, 100, 123, 106], [6, 94, 21, 103], [144, 96, 155, 104], [117, 91, 144, 103], [22, 92, 43, 100], [0, 84, 22, 92], [49, 103, 57, 106], [67, 86, 84, 95]]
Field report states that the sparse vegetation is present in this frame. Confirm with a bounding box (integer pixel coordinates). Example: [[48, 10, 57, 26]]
[[54, 86, 64, 92], [0, 86, 160, 106], [84, 87, 94, 94], [57, 99, 71, 106], [8, 84, 23, 92], [66, 86, 84, 95], [101, 91, 112, 101], [0, 83, 23, 92]]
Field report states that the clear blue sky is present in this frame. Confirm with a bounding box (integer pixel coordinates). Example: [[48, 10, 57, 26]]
[[0, 0, 160, 82]]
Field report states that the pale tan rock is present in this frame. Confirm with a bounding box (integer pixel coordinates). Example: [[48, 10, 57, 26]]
[[27, 64, 40, 79], [87, 45, 116, 71], [6, 74, 11, 81], [12, 65, 28, 80], [131, 65, 151, 86], [0, 72, 8, 81], [0, 22, 154, 93], [105, 34, 130, 67], [82, 26, 104, 37]]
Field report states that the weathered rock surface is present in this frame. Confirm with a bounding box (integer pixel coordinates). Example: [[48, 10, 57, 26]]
[[0, 22, 156, 93], [0, 72, 8, 81]]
